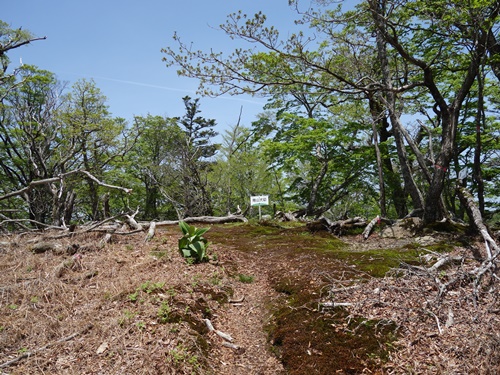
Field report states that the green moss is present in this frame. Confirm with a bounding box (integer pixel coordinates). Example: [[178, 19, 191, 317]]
[[267, 276, 398, 373], [237, 273, 254, 283], [332, 247, 422, 277], [424, 241, 457, 253], [150, 248, 168, 259], [208, 222, 424, 372]]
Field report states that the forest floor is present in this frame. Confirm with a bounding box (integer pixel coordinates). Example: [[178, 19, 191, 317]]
[[0, 221, 499, 374]]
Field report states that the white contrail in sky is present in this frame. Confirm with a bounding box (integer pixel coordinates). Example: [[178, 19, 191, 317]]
[[92, 75, 197, 93], [63, 72, 265, 106]]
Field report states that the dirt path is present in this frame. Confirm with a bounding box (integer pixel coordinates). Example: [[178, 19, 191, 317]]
[[206, 224, 393, 374], [208, 249, 285, 374]]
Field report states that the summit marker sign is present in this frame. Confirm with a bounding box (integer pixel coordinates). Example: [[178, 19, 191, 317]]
[[250, 195, 269, 220], [250, 195, 269, 207]]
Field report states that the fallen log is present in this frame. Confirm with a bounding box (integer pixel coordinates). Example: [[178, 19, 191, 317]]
[[319, 301, 353, 310], [30, 241, 63, 254], [144, 221, 156, 242], [307, 216, 367, 234], [124, 207, 142, 230], [143, 214, 248, 228], [275, 211, 299, 222], [362, 215, 395, 239], [203, 318, 234, 342]]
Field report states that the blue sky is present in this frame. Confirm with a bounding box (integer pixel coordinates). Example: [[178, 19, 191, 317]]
[[3, 1, 304, 135]]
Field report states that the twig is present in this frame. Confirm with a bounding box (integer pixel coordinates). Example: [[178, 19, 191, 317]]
[[203, 319, 234, 342], [426, 310, 443, 335], [319, 301, 353, 310], [0, 324, 93, 369], [229, 295, 245, 303], [222, 342, 240, 350]]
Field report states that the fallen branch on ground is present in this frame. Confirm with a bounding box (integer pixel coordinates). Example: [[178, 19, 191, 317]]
[[144, 214, 248, 227], [229, 296, 245, 304], [307, 216, 367, 235], [362, 215, 394, 239], [144, 221, 156, 242], [123, 207, 142, 231], [457, 185, 499, 299], [0, 324, 93, 369], [203, 318, 234, 343]]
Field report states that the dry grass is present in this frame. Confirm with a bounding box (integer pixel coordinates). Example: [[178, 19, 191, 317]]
[[0, 224, 499, 374], [0, 229, 234, 374], [328, 244, 500, 374]]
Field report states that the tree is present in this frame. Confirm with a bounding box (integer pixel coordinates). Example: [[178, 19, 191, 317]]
[[367, 0, 500, 222], [252, 95, 372, 218], [128, 114, 185, 220], [59, 79, 130, 221], [0, 65, 69, 225], [209, 119, 279, 216], [0, 20, 46, 89], [163, 5, 405, 219], [0, 24, 134, 226], [163, 1, 500, 224], [177, 96, 219, 217]]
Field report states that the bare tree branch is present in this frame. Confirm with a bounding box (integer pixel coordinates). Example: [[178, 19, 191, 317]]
[[0, 170, 132, 202]]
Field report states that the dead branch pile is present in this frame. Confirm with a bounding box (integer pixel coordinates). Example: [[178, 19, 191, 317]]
[[307, 216, 368, 235], [320, 228, 500, 374]]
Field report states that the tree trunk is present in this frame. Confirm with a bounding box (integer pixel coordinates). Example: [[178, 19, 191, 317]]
[[305, 159, 329, 216], [378, 110, 407, 218], [368, 95, 387, 217], [88, 178, 100, 221], [144, 182, 159, 219], [64, 190, 76, 225], [473, 66, 485, 215], [102, 192, 110, 219], [423, 110, 456, 223], [373, 14, 424, 212]]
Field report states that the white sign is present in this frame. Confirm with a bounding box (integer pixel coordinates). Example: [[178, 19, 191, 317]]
[[250, 195, 269, 207]]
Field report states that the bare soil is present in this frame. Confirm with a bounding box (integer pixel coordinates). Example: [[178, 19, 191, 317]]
[[0, 222, 499, 374]]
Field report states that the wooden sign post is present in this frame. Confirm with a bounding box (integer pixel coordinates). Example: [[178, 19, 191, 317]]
[[250, 195, 269, 220]]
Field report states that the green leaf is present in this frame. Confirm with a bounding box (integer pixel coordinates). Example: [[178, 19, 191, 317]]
[[178, 237, 189, 249], [179, 221, 190, 235], [194, 228, 209, 237], [178, 221, 210, 263]]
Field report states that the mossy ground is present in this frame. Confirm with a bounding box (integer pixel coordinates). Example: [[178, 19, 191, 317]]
[[208, 222, 421, 373], [1, 220, 470, 374]]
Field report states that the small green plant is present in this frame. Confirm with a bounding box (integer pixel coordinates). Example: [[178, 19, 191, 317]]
[[128, 291, 139, 302], [118, 309, 137, 327], [136, 321, 146, 330], [178, 221, 209, 263], [150, 247, 168, 260], [209, 272, 222, 285], [167, 343, 200, 370], [140, 281, 165, 294], [158, 301, 172, 324], [238, 274, 255, 283]]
